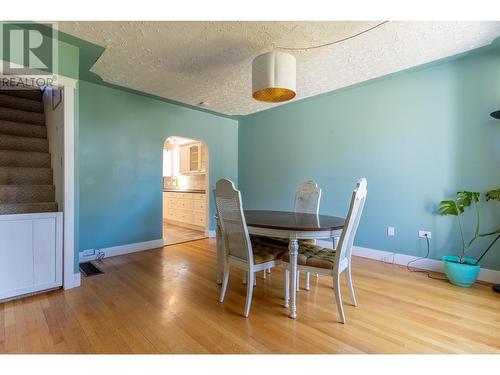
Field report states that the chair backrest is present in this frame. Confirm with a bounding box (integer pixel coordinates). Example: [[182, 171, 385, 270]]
[[294, 180, 322, 214], [334, 178, 367, 269], [213, 179, 253, 264]]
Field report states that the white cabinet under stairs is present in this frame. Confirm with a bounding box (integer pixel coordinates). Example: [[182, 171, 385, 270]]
[[0, 212, 63, 300]]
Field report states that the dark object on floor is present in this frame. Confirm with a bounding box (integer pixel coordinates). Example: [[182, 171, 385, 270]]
[[79, 262, 104, 277], [490, 110, 500, 119], [493, 284, 500, 293]]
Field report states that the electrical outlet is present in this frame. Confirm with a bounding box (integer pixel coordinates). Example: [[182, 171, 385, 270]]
[[419, 230, 432, 239], [82, 249, 95, 257], [387, 226, 395, 236]]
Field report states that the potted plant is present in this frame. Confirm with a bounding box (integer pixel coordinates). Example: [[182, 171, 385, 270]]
[[438, 189, 500, 287]]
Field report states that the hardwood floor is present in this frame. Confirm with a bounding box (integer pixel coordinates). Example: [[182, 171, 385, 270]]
[[1, 238, 499, 354], [163, 223, 206, 245]]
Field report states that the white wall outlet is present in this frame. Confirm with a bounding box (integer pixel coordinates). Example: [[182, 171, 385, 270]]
[[82, 249, 95, 257], [387, 226, 395, 236], [419, 230, 432, 239]]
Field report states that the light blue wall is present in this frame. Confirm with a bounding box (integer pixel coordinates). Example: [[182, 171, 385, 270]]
[[238, 46, 500, 270], [77, 81, 238, 264]]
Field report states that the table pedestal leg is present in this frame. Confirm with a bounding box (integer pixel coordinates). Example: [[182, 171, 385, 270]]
[[289, 238, 298, 319]]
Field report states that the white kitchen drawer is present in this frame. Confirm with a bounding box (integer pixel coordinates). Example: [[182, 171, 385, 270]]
[[193, 213, 206, 226], [175, 209, 193, 223], [193, 199, 206, 211], [166, 209, 175, 219], [175, 198, 193, 210]]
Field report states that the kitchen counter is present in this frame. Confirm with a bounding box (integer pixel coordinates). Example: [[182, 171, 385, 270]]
[[163, 189, 206, 194]]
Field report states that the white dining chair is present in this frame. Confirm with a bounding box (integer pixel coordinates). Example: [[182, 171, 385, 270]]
[[282, 178, 367, 323], [215, 178, 285, 317], [294, 180, 321, 215], [255, 180, 322, 289], [294, 180, 322, 289]]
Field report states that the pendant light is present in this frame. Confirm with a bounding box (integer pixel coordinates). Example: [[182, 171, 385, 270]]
[[250, 22, 390, 103], [252, 51, 296, 103]]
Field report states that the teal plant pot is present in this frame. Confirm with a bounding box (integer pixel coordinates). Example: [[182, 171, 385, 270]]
[[442, 256, 480, 287]]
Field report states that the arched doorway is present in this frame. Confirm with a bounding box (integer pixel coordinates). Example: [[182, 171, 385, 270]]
[[162, 136, 209, 245]]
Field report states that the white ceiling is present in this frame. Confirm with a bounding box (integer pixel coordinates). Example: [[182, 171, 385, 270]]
[[58, 21, 500, 116]]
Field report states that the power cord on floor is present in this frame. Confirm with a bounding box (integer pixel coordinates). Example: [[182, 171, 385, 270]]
[[406, 234, 447, 281]]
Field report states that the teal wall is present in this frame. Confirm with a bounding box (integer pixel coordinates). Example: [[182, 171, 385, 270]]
[[238, 46, 500, 270], [77, 81, 238, 262]]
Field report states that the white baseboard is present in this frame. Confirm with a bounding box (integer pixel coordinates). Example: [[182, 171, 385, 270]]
[[79, 238, 164, 263], [208, 230, 216, 238], [63, 272, 81, 289], [316, 240, 500, 284]]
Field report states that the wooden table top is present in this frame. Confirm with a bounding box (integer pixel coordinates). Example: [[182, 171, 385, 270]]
[[244, 210, 344, 231]]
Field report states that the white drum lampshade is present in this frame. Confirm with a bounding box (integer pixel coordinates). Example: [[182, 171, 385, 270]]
[[252, 51, 296, 103]]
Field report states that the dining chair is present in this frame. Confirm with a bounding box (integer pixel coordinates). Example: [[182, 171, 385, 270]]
[[282, 178, 367, 323], [294, 180, 322, 215], [294, 180, 322, 289], [214, 178, 285, 317], [254, 180, 322, 289]]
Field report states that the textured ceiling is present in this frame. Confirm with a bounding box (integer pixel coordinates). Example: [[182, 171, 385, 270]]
[[58, 21, 500, 116]]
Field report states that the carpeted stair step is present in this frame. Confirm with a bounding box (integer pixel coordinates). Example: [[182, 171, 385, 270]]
[[0, 89, 42, 102], [0, 134, 49, 152], [0, 150, 51, 168], [0, 106, 45, 125], [0, 184, 55, 203], [0, 120, 47, 138], [0, 93, 44, 113], [0, 167, 53, 185], [0, 202, 58, 214]]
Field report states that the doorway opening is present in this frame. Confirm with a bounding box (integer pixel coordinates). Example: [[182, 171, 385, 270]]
[[162, 136, 209, 245]]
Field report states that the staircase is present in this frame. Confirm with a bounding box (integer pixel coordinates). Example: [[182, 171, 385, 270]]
[[0, 89, 58, 214]]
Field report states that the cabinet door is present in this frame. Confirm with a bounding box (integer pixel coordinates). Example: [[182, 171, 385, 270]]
[[200, 144, 207, 172], [0, 214, 62, 300], [179, 146, 189, 174], [189, 144, 200, 172], [0, 220, 34, 294], [162, 192, 169, 218], [193, 199, 206, 212], [176, 209, 193, 223]]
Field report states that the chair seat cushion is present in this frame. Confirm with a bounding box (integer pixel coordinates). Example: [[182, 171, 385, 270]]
[[251, 240, 287, 264], [282, 243, 337, 269]]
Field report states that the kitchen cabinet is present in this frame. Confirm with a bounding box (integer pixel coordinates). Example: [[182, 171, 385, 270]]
[[179, 142, 207, 174], [163, 191, 207, 229], [200, 144, 207, 172], [179, 146, 189, 175]]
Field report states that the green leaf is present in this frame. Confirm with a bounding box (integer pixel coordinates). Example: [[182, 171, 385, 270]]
[[485, 189, 500, 202], [439, 200, 463, 216], [456, 191, 471, 206], [456, 191, 479, 207]]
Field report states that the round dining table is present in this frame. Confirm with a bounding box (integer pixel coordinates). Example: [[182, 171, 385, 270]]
[[216, 210, 344, 319]]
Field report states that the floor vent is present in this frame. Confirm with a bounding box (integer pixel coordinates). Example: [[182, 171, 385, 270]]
[[79, 262, 104, 277]]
